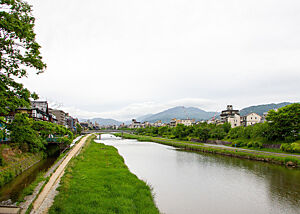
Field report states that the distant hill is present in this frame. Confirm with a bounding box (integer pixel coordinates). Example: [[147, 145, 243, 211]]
[[81, 118, 123, 126], [137, 114, 154, 122], [138, 106, 218, 123], [240, 102, 292, 116]]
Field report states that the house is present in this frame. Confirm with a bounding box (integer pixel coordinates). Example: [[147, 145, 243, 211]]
[[129, 119, 143, 129], [153, 120, 163, 127], [220, 105, 241, 128], [180, 119, 195, 126], [169, 118, 195, 127], [49, 109, 67, 126], [241, 113, 261, 126], [4, 101, 55, 123], [142, 121, 151, 127]]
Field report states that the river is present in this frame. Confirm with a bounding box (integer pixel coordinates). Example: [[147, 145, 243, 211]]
[[97, 134, 300, 214]]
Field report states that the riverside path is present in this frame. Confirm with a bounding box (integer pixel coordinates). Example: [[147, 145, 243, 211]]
[[30, 134, 92, 214]]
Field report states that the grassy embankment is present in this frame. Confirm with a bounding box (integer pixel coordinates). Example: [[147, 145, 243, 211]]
[[115, 133, 300, 168], [0, 145, 45, 188], [49, 137, 159, 214]]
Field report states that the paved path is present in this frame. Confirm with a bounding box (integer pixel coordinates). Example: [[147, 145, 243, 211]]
[[31, 134, 91, 214]]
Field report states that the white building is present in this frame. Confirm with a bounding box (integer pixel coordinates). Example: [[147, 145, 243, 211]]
[[241, 113, 261, 126], [220, 105, 241, 128], [227, 114, 241, 128], [129, 119, 143, 129], [180, 119, 195, 126]]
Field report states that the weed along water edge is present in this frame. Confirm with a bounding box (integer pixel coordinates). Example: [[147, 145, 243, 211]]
[[100, 134, 300, 214], [48, 136, 159, 214]]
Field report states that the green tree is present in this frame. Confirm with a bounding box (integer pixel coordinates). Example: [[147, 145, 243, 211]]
[[194, 126, 210, 142], [266, 103, 300, 142], [76, 123, 82, 135], [210, 125, 226, 140], [0, 0, 46, 120], [8, 113, 45, 152]]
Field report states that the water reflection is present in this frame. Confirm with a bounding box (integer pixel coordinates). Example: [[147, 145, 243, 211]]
[[97, 134, 300, 214]]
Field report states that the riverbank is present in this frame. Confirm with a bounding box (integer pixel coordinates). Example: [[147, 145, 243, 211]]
[[0, 146, 45, 189], [48, 138, 159, 214], [114, 133, 300, 168]]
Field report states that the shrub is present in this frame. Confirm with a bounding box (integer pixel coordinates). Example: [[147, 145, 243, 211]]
[[247, 142, 253, 148], [281, 143, 294, 153], [234, 140, 246, 147], [253, 142, 263, 149], [291, 143, 300, 153]]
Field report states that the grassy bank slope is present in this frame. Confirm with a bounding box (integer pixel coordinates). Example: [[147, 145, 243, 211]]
[[49, 139, 159, 214], [115, 133, 300, 168]]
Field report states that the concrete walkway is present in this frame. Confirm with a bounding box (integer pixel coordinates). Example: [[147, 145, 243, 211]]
[[30, 134, 92, 214]]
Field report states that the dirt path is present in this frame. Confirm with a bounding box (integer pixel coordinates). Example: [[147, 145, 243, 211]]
[[30, 134, 92, 214]]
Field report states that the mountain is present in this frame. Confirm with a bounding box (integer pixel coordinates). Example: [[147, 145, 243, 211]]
[[138, 106, 218, 123], [240, 102, 292, 116], [81, 118, 123, 126], [137, 114, 154, 122]]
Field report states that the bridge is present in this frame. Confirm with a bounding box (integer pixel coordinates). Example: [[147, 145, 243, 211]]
[[82, 129, 134, 135]]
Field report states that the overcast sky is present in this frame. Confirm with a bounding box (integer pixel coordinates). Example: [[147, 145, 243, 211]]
[[22, 0, 300, 121]]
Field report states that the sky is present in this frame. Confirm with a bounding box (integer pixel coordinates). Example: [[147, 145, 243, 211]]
[[21, 0, 300, 121]]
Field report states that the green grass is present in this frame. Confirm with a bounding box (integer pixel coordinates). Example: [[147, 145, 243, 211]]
[[116, 133, 300, 168], [49, 139, 159, 214]]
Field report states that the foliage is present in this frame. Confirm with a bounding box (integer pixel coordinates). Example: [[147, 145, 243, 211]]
[[76, 123, 82, 135], [266, 103, 300, 142], [0, 0, 46, 117], [119, 133, 300, 167], [210, 125, 226, 140], [222, 122, 231, 133], [194, 125, 210, 141], [228, 126, 244, 139], [281, 143, 300, 153], [9, 113, 45, 152], [8, 113, 73, 152]]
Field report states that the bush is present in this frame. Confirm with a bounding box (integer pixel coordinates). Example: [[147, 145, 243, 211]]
[[247, 142, 253, 148], [253, 142, 263, 148], [234, 140, 246, 147], [280, 143, 300, 153], [291, 143, 300, 153]]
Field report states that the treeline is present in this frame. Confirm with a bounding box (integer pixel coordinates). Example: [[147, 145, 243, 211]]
[[3, 113, 74, 153], [136, 122, 231, 141], [135, 103, 300, 150]]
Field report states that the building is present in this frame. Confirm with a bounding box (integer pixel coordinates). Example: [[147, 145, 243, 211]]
[[180, 119, 195, 126], [129, 119, 143, 129], [49, 109, 67, 126], [169, 118, 195, 127], [241, 113, 262, 126], [4, 101, 55, 123], [220, 105, 241, 128], [153, 120, 163, 127]]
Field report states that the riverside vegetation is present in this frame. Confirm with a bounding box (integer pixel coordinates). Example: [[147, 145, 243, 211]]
[[115, 133, 300, 167], [49, 136, 159, 214], [133, 103, 300, 153], [0, 113, 75, 188]]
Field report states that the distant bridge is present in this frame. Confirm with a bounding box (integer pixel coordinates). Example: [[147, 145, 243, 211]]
[[82, 130, 134, 135]]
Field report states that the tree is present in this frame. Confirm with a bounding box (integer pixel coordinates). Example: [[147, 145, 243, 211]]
[[194, 126, 210, 142], [8, 113, 45, 152], [0, 0, 46, 120], [266, 103, 300, 142], [76, 123, 82, 135]]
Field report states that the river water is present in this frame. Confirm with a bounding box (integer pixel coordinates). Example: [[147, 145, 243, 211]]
[[97, 134, 300, 214]]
